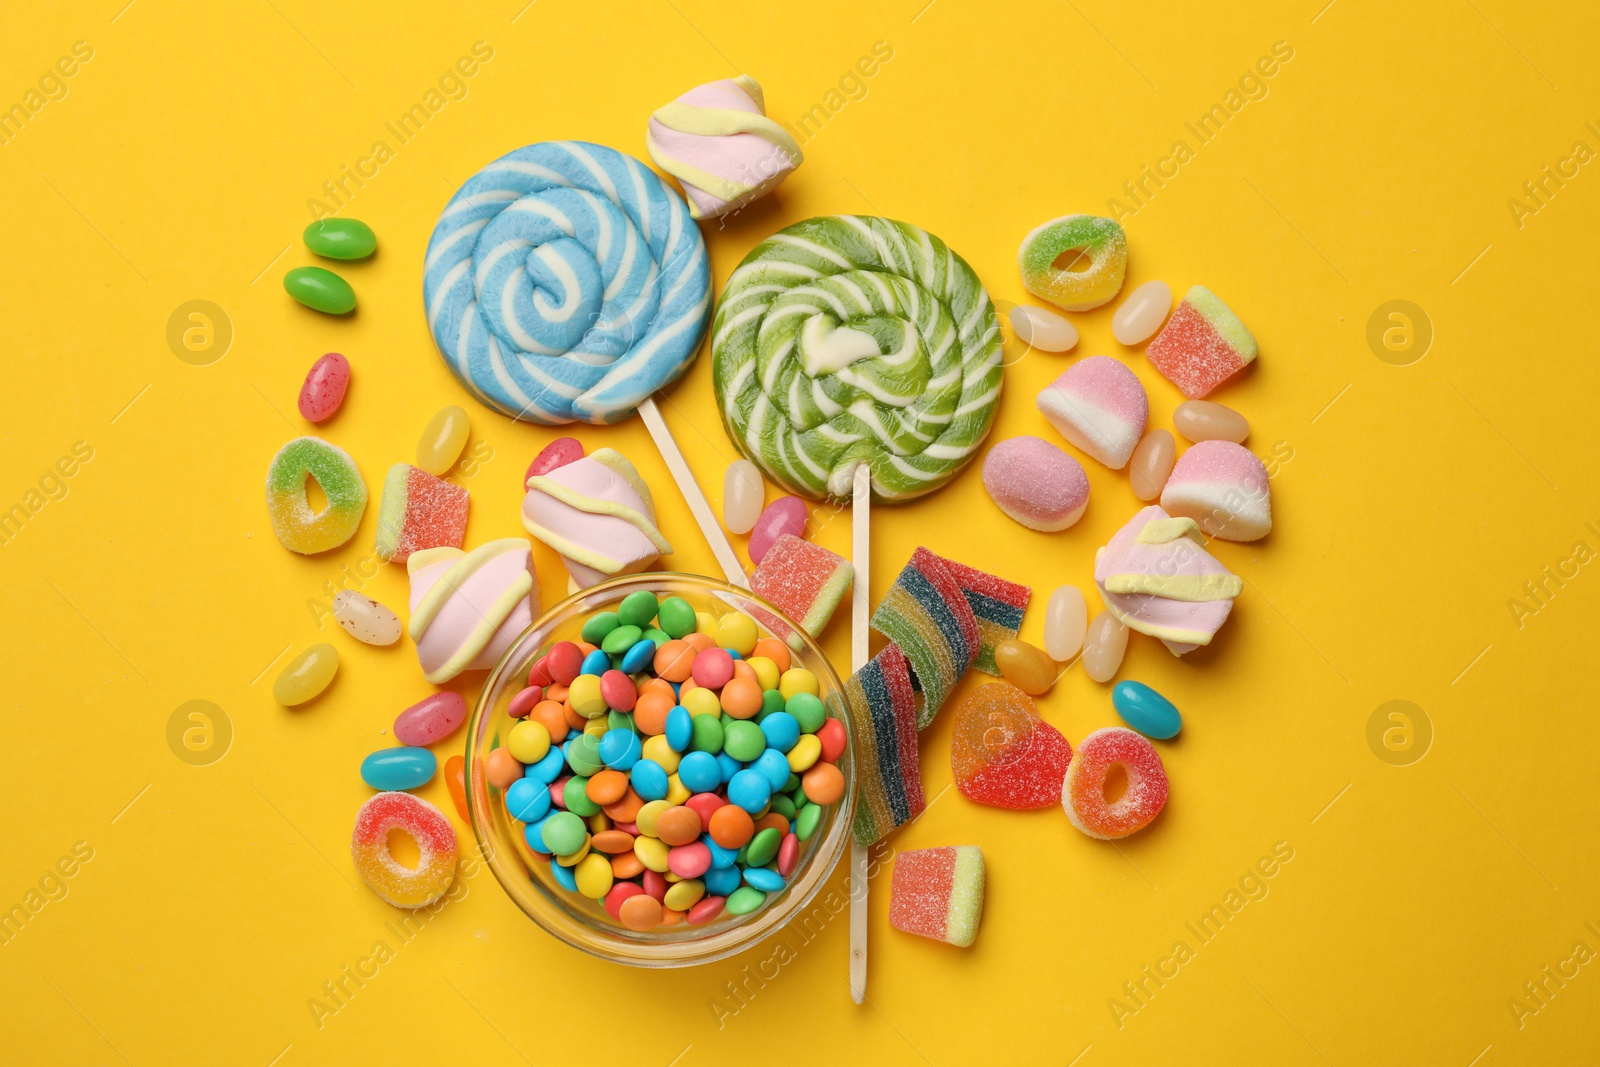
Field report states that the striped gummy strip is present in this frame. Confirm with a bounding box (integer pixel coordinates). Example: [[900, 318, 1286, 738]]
[[938, 557, 1031, 675], [844, 643, 924, 848]]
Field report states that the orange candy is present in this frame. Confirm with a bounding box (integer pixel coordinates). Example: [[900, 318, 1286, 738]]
[[709, 805, 754, 849], [638, 676, 674, 699], [659, 907, 685, 926], [611, 852, 644, 879], [531, 700, 568, 740], [720, 677, 764, 719], [602, 788, 644, 823], [755, 813, 790, 837], [803, 762, 845, 805], [619, 893, 663, 931], [444, 754, 468, 820], [654, 640, 696, 682], [731, 660, 758, 685], [751, 638, 791, 672], [591, 830, 635, 854], [545, 683, 570, 704], [683, 632, 715, 653], [634, 690, 675, 735], [587, 770, 628, 805], [486, 747, 522, 790], [656, 806, 703, 847]]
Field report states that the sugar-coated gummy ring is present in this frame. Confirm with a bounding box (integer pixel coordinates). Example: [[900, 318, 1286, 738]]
[[711, 215, 1002, 503], [422, 141, 712, 425], [1061, 727, 1168, 840], [351, 792, 459, 908], [264, 436, 368, 554], [1017, 214, 1128, 313]]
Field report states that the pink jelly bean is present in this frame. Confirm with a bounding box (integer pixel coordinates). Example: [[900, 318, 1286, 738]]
[[600, 669, 636, 712], [298, 353, 350, 423], [688, 896, 726, 925], [526, 437, 584, 483], [748, 496, 807, 564], [691, 648, 734, 689], [393, 691, 467, 746], [668, 841, 712, 879]]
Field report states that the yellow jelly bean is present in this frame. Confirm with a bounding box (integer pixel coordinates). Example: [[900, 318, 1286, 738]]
[[636, 800, 672, 837], [634, 835, 671, 873], [416, 405, 470, 476], [665, 880, 705, 911], [507, 720, 551, 763], [682, 688, 721, 718], [273, 643, 340, 706], [716, 612, 759, 656], [695, 611, 718, 636], [556, 839, 591, 866], [747, 656, 780, 691], [666, 773, 690, 806], [641, 735, 680, 775], [787, 733, 822, 773], [779, 668, 819, 700], [568, 674, 606, 718], [994, 638, 1058, 696], [574, 852, 614, 898]]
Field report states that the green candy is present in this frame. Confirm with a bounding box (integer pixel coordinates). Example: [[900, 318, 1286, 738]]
[[690, 715, 724, 754], [658, 596, 697, 638], [784, 774, 801, 793], [283, 266, 356, 314], [769, 794, 796, 820], [606, 711, 634, 733], [565, 734, 604, 777], [725, 886, 766, 915], [580, 611, 620, 644], [724, 721, 764, 762], [617, 591, 659, 628], [786, 692, 826, 733], [796, 802, 823, 841], [711, 216, 1002, 503], [642, 628, 671, 649], [759, 690, 786, 719], [541, 811, 587, 855], [563, 776, 601, 817], [600, 624, 642, 655], [745, 827, 781, 867], [302, 218, 376, 260]]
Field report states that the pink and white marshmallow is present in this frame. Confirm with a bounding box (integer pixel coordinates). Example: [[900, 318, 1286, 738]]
[[645, 76, 803, 221], [1160, 440, 1272, 542], [982, 436, 1090, 532], [407, 539, 537, 684], [1036, 356, 1149, 470]]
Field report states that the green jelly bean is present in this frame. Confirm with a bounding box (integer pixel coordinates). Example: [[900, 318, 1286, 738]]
[[600, 624, 642, 656], [617, 591, 659, 628], [796, 802, 823, 841], [725, 886, 766, 915], [690, 714, 724, 754], [786, 692, 826, 733], [724, 721, 764, 762], [302, 218, 376, 260], [283, 266, 356, 314], [581, 611, 620, 644], [658, 596, 696, 639], [770, 794, 796, 820], [541, 811, 587, 855], [746, 827, 781, 867], [563, 776, 601, 817], [643, 628, 670, 649]]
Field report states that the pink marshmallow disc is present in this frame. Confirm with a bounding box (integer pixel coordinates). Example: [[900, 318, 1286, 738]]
[[1161, 440, 1272, 541], [981, 436, 1090, 532], [1036, 356, 1149, 470]]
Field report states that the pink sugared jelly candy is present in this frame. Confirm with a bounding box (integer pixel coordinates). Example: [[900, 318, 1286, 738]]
[[748, 496, 807, 564], [526, 437, 584, 484], [394, 691, 468, 746], [299, 353, 350, 422]]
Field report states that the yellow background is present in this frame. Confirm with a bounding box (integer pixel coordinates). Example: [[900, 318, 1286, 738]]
[[3, 1, 1597, 1063]]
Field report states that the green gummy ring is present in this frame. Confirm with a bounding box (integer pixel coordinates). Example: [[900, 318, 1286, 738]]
[[711, 215, 1002, 504], [1017, 214, 1128, 312], [264, 436, 368, 554]]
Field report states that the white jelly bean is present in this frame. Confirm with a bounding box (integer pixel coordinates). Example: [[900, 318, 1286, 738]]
[[1111, 280, 1172, 346], [1009, 305, 1078, 353], [1173, 400, 1250, 443], [1128, 429, 1176, 502], [333, 590, 401, 646], [1082, 611, 1128, 683], [723, 460, 764, 535], [1044, 585, 1087, 662]]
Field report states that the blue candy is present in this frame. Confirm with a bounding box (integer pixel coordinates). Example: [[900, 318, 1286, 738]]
[[716, 752, 742, 784], [704, 864, 741, 895], [360, 747, 436, 791], [549, 856, 578, 891], [527, 746, 566, 784], [599, 728, 642, 770], [664, 706, 693, 752], [504, 778, 551, 823], [727, 769, 772, 813], [580, 650, 610, 677], [619, 638, 656, 674], [523, 817, 552, 854], [753, 749, 791, 791], [631, 758, 669, 801], [759, 711, 800, 753], [743, 867, 785, 892], [727, 649, 742, 660], [705, 836, 739, 870], [1112, 681, 1182, 740], [678, 751, 722, 794]]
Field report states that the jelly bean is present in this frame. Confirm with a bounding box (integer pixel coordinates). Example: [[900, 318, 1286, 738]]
[[1111, 279, 1172, 345], [601, 624, 643, 656], [599, 670, 636, 712], [716, 613, 759, 656], [581, 611, 621, 644], [721, 460, 765, 536], [575, 852, 614, 898], [724, 721, 765, 762], [273, 643, 339, 706], [541, 811, 587, 855], [486, 748, 522, 790], [725, 886, 766, 915], [705, 865, 741, 896], [657, 596, 696, 639], [777, 833, 800, 877], [993, 638, 1058, 696], [759, 711, 800, 753], [563, 777, 601, 817], [1009, 304, 1078, 352], [690, 715, 724, 754], [620, 639, 657, 675], [549, 855, 578, 891], [394, 691, 467, 746], [529, 746, 566, 784], [745, 827, 782, 868], [743, 867, 784, 892], [527, 437, 583, 482], [508, 720, 552, 764], [678, 751, 721, 794], [546, 642, 583, 685], [779, 669, 818, 700], [640, 735, 680, 775], [802, 762, 845, 805], [283, 266, 356, 314], [416, 405, 470, 476], [795, 802, 823, 841], [1083, 611, 1129, 683], [1129, 429, 1176, 502], [728, 769, 772, 813], [303, 217, 376, 260], [298, 353, 351, 423], [749, 496, 807, 564], [633, 836, 670, 873], [657, 806, 702, 847], [580, 649, 611, 677], [568, 675, 606, 719], [631, 759, 669, 802], [599, 729, 641, 770], [1112, 680, 1183, 739], [360, 747, 436, 791], [619, 893, 664, 931], [618, 590, 660, 629], [1044, 585, 1088, 662], [786, 734, 822, 773], [754, 750, 792, 792], [444, 754, 469, 820], [692, 648, 735, 689], [688, 895, 726, 925], [665, 878, 706, 911], [505, 779, 551, 822], [816, 718, 847, 763], [1173, 399, 1250, 444], [664, 706, 693, 752], [719, 677, 763, 719]]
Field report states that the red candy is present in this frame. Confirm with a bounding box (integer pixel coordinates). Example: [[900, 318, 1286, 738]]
[[604, 882, 643, 918], [528, 656, 553, 687], [685, 792, 724, 826], [508, 686, 541, 718], [394, 691, 468, 746], [777, 832, 799, 877], [816, 718, 847, 763], [600, 669, 636, 711], [547, 642, 583, 685], [526, 437, 584, 482], [688, 896, 726, 925], [642, 869, 667, 902], [1062, 727, 1169, 839], [298, 352, 350, 422], [950, 683, 1072, 810], [668, 841, 712, 879], [691, 648, 734, 689]]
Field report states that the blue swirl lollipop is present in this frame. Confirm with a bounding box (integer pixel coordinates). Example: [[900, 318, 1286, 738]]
[[423, 141, 712, 425]]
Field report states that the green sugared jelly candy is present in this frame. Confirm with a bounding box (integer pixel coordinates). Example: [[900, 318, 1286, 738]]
[[284, 266, 356, 314], [303, 218, 376, 260]]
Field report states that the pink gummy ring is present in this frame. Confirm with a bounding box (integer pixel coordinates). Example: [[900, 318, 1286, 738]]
[[1061, 727, 1168, 839]]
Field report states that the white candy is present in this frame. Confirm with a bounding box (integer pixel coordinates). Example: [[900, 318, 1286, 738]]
[[1111, 280, 1172, 346], [1082, 611, 1128, 683], [1010, 305, 1078, 353], [333, 590, 401, 646], [1044, 586, 1088, 662], [723, 460, 764, 535]]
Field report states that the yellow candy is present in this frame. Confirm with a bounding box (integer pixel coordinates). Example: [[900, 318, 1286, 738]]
[[583, 718, 607, 739], [574, 853, 614, 898], [416, 405, 470, 476], [569, 675, 606, 718], [695, 611, 718, 636], [641, 735, 680, 774], [993, 638, 1058, 696], [682, 688, 721, 718], [634, 835, 671, 873], [779, 668, 819, 700], [507, 720, 551, 763], [747, 655, 780, 691], [636, 800, 672, 837], [586, 812, 611, 834], [664, 871, 682, 883], [664, 879, 705, 911], [556, 839, 590, 866], [665, 773, 690, 806], [716, 612, 759, 656], [273, 643, 340, 706], [787, 734, 822, 773]]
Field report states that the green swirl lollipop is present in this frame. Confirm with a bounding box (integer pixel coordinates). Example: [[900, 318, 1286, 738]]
[[711, 216, 1003, 503]]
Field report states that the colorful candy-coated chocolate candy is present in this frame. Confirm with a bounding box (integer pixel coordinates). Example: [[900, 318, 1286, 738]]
[[375, 463, 468, 564], [889, 846, 984, 947], [574, 852, 614, 898], [1161, 440, 1272, 541], [692, 648, 734, 689], [728, 769, 771, 813], [619, 893, 664, 930], [266, 437, 368, 554], [744, 867, 784, 892], [599, 729, 641, 770], [1018, 214, 1127, 312], [777, 833, 799, 877], [678, 751, 721, 793], [710, 804, 754, 848], [950, 683, 1071, 810], [601, 625, 642, 656], [723, 460, 764, 535], [505, 778, 551, 822], [669, 841, 712, 878], [1129, 429, 1176, 502], [759, 711, 800, 753], [801, 762, 844, 805], [723, 721, 764, 762], [748, 496, 806, 564], [632, 760, 669, 801], [658, 597, 697, 639], [816, 718, 846, 762], [1037, 356, 1149, 470], [486, 748, 522, 790], [992, 639, 1057, 695], [546, 642, 583, 684], [361, 747, 437, 791], [273, 642, 339, 706], [664, 878, 705, 911], [1044, 585, 1087, 662], [1111, 280, 1172, 345], [1082, 611, 1128, 683], [982, 435, 1089, 532], [1062, 727, 1169, 839], [332, 590, 401, 646], [716, 612, 758, 655], [656, 806, 702, 847], [1112, 681, 1182, 739], [1173, 400, 1249, 444], [298, 353, 350, 422], [283, 265, 356, 314], [351, 792, 457, 908], [416, 405, 470, 477], [303, 217, 376, 260], [541, 811, 588, 855], [617, 590, 660, 628], [1008, 304, 1077, 353], [394, 691, 468, 746], [687, 895, 725, 924], [795, 802, 822, 841], [725, 886, 765, 915], [1145, 285, 1257, 399], [568, 675, 605, 718], [599, 670, 636, 712]]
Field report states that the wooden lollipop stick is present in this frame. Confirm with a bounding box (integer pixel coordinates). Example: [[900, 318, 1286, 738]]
[[849, 462, 870, 1004], [638, 396, 749, 589]]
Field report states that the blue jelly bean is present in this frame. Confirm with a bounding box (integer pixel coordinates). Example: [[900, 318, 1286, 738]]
[[360, 747, 436, 790], [716, 752, 742, 784], [664, 706, 693, 752], [728, 768, 772, 813], [705, 836, 739, 870], [523, 817, 552, 854], [744, 866, 785, 892], [754, 749, 791, 791], [759, 711, 800, 753], [580, 649, 610, 677], [549, 856, 578, 891], [599, 728, 642, 770], [631, 758, 669, 801], [528, 746, 566, 783], [1111, 680, 1182, 740], [620, 638, 656, 674], [704, 864, 741, 896], [678, 751, 722, 794], [504, 778, 551, 822]]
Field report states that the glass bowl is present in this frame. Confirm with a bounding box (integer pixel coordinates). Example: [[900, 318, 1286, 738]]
[[465, 572, 855, 967]]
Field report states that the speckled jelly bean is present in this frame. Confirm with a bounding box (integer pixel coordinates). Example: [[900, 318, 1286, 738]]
[[299, 353, 351, 423], [1112, 680, 1182, 739], [394, 692, 467, 746]]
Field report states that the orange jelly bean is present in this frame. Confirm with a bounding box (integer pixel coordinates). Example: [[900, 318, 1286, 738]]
[[993, 637, 1058, 696], [486, 748, 522, 790], [444, 754, 468, 820], [587, 770, 629, 805], [655, 806, 702, 847], [709, 805, 754, 849], [720, 677, 763, 719], [751, 638, 791, 672]]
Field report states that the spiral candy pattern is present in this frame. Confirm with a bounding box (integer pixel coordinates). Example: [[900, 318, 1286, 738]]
[[712, 216, 1002, 503], [423, 142, 712, 424]]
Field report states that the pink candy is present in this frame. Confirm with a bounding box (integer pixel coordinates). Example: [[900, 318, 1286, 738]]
[[1036, 356, 1149, 470], [669, 841, 712, 878], [298, 353, 350, 422], [393, 691, 467, 746], [600, 669, 637, 711], [981, 436, 1090, 532], [526, 437, 584, 483], [692, 648, 734, 689], [748, 496, 807, 564]]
